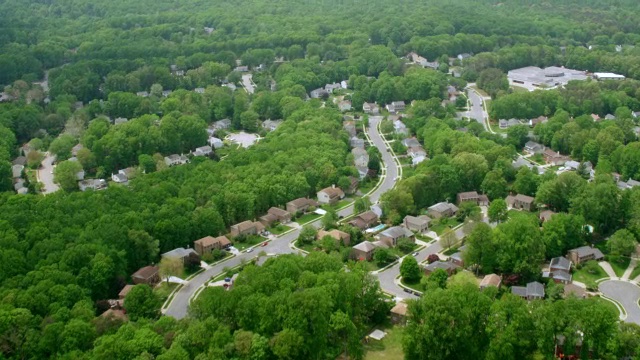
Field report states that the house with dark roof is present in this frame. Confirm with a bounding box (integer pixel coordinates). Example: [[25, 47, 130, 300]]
[[317, 186, 345, 205], [423, 261, 459, 276], [259, 207, 291, 227], [310, 88, 329, 99], [230, 220, 265, 238], [348, 211, 379, 230], [402, 138, 421, 148], [524, 141, 545, 154], [512, 281, 545, 300], [194, 236, 231, 255], [286, 198, 318, 214], [161, 247, 199, 264], [351, 241, 376, 261], [131, 266, 160, 285], [568, 246, 604, 265]]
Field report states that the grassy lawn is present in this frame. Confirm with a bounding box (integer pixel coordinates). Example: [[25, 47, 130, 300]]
[[415, 234, 433, 242], [400, 277, 425, 292], [607, 255, 631, 277], [321, 198, 353, 211], [442, 246, 459, 256], [507, 209, 538, 222], [594, 296, 624, 317], [510, 85, 529, 93], [268, 224, 292, 235], [203, 251, 232, 265], [629, 263, 640, 281], [296, 212, 322, 224], [154, 282, 179, 304], [358, 180, 377, 195], [429, 218, 461, 235], [364, 325, 404, 360], [232, 235, 264, 251], [530, 153, 545, 164], [573, 261, 607, 289]]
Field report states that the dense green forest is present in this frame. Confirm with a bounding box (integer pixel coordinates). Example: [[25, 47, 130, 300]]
[[3, 0, 640, 359]]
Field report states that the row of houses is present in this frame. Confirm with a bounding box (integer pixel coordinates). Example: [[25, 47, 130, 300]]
[[310, 81, 348, 99], [362, 101, 407, 115]]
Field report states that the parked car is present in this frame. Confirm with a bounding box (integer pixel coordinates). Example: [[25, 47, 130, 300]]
[[412, 252, 419, 257], [246, 248, 253, 253], [261, 242, 268, 247]]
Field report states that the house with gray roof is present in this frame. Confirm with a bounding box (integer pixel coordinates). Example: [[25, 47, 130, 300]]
[[512, 281, 545, 300], [344, 121, 357, 137], [568, 246, 604, 265], [403, 215, 431, 233], [214, 119, 232, 130], [193, 146, 213, 157], [350, 137, 365, 149], [427, 202, 458, 219], [339, 100, 352, 112], [393, 120, 408, 135], [402, 137, 421, 148], [513, 157, 534, 170], [352, 241, 377, 261], [310, 88, 329, 99], [79, 178, 107, 192], [164, 154, 189, 166], [375, 226, 414, 247], [209, 137, 224, 149], [386, 101, 406, 114], [352, 147, 369, 168], [263, 119, 282, 131], [524, 141, 545, 154], [161, 247, 198, 264], [363, 102, 380, 115]]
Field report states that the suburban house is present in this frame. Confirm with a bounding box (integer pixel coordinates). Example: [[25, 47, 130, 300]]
[[363, 102, 380, 115], [352, 147, 369, 168], [112, 173, 128, 183], [193, 146, 213, 157], [11, 164, 23, 178], [11, 156, 26, 166], [424, 261, 459, 276], [407, 146, 426, 160], [456, 191, 489, 206], [325, 82, 342, 93], [390, 301, 408, 325], [543, 257, 573, 284], [131, 265, 160, 285], [343, 121, 357, 137], [564, 283, 587, 299], [386, 101, 406, 114], [352, 241, 376, 261], [234, 65, 249, 72], [194, 236, 232, 255], [161, 247, 199, 264], [375, 226, 414, 247], [393, 120, 408, 135], [339, 100, 352, 112], [427, 202, 459, 219], [524, 141, 545, 154], [259, 207, 292, 227], [512, 281, 545, 300], [317, 229, 351, 246], [506, 194, 535, 211], [209, 137, 224, 149], [403, 215, 431, 233], [543, 149, 570, 166], [79, 179, 107, 192], [567, 246, 605, 265], [310, 88, 329, 99], [529, 116, 548, 127], [499, 118, 523, 129], [164, 154, 189, 166], [119, 285, 133, 300], [263, 119, 282, 131], [286, 197, 318, 214], [213, 119, 231, 131], [317, 186, 345, 205], [479, 274, 502, 290], [539, 210, 556, 222], [402, 138, 421, 148], [348, 210, 380, 230], [449, 245, 466, 267], [230, 220, 266, 238], [513, 157, 535, 170], [350, 136, 365, 149], [136, 91, 149, 97]]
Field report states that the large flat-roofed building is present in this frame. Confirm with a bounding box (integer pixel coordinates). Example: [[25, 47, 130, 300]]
[[507, 66, 588, 91], [593, 72, 625, 81]]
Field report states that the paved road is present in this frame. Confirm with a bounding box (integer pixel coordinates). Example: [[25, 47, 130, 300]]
[[241, 74, 256, 94], [164, 115, 399, 319], [38, 153, 59, 194], [599, 280, 640, 324], [465, 86, 491, 133]]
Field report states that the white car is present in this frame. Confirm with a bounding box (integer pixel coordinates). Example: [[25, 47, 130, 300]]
[[245, 248, 253, 253]]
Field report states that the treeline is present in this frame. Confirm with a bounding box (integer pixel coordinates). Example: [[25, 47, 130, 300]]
[[404, 280, 632, 360]]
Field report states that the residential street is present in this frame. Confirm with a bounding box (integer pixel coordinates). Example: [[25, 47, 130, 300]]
[[241, 74, 256, 94], [599, 280, 640, 324], [38, 153, 59, 194], [465, 86, 493, 134], [164, 115, 399, 319]]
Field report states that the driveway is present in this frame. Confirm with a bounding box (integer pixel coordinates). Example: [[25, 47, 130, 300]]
[[38, 153, 59, 194], [164, 113, 399, 319], [599, 280, 640, 324]]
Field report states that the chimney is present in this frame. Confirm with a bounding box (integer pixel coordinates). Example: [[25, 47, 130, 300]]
[[332, 184, 335, 189]]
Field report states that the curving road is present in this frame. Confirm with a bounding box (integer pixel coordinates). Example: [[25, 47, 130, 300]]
[[599, 280, 640, 324], [164, 115, 399, 319]]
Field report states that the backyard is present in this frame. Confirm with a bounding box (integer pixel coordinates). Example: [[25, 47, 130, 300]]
[[364, 326, 404, 360], [429, 217, 461, 235]]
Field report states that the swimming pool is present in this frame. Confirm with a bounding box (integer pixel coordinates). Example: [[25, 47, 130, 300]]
[[365, 224, 386, 233]]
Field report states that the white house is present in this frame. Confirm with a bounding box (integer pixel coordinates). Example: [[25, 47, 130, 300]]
[[193, 146, 213, 157], [209, 137, 224, 149]]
